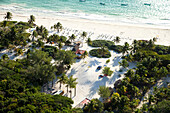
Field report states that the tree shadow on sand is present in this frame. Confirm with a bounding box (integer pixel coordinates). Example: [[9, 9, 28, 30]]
[[89, 58, 102, 67], [112, 56, 122, 67], [68, 68, 77, 77], [87, 77, 109, 99], [108, 69, 125, 85]]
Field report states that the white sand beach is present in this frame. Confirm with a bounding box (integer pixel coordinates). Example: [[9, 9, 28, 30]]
[[0, 11, 170, 46], [0, 11, 170, 107]]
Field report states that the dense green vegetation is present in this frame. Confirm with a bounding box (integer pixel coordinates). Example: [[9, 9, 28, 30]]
[[0, 21, 31, 50], [88, 40, 123, 53], [0, 50, 78, 112], [0, 13, 81, 112], [0, 12, 169, 113], [102, 67, 114, 76], [89, 48, 111, 58], [86, 39, 170, 112]]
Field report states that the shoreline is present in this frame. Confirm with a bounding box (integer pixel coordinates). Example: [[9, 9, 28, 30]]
[[1, 10, 170, 30], [1, 3, 170, 30], [0, 10, 170, 46]]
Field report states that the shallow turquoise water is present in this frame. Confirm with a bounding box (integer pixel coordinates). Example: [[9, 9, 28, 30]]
[[0, 0, 170, 26]]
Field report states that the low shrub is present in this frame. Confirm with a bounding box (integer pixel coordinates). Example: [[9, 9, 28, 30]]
[[88, 40, 115, 48], [88, 40, 123, 53], [89, 49, 111, 58], [106, 59, 110, 63], [109, 45, 123, 53]]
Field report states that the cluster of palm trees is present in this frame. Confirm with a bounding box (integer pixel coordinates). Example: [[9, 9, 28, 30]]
[[51, 22, 62, 33], [0, 12, 37, 50], [57, 74, 78, 98], [69, 34, 76, 44], [121, 38, 157, 57], [83, 98, 104, 113], [96, 40, 169, 112]]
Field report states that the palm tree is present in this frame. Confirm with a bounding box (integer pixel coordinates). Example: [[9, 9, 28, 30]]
[[84, 99, 104, 113], [56, 22, 62, 33], [57, 74, 68, 89], [28, 15, 35, 25], [148, 94, 155, 106], [125, 69, 134, 78], [153, 37, 157, 42], [133, 86, 140, 97], [1, 54, 9, 60], [82, 51, 88, 59], [122, 42, 130, 56], [159, 67, 168, 78], [118, 85, 127, 95], [134, 52, 143, 61], [130, 99, 140, 112], [119, 59, 129, 68], [132, 74, 141, 86], [100, 45, 108, 57], [132, 40, 138, 53], [81, 31, 87, 40], [98, 86, 111, 99], [86, 38, 92, 45], [66, 75, 78, 98], [58, 42, 63, 50], [69, 34, 76, 43], [114, 36, 120, 43], [110, 93, 121, 111], [84, 100, 96, 113], [102, 67, 113, 76], [3, 21, 7, 27], [81, 31, 87, 47], [4, 12, 12, 21], [32, 30, 38, 41], [148, 39, 154, 48], [120, 95, 129, 107], [60, 36, 67, 43], [42, 29, 48, 41]]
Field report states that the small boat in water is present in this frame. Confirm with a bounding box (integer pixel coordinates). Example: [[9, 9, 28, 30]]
[[121, 4, 128, 6], [144, 3, 151, 6], [100, 3, 105, 5], [79, 0, 86, 2]]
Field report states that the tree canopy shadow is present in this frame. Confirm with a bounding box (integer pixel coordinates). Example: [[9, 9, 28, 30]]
[[68, 68, 77, 77], [112, 56, 122, 67], [89, 58, 102, 67], [87, 77, 109, 99]]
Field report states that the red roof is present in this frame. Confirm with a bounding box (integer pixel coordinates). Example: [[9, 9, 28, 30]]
[[76, 50, 85, 55], [75, 98, 91, 108]]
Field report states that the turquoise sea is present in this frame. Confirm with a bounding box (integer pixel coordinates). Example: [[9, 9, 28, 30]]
[[0, 0, 170, 27]]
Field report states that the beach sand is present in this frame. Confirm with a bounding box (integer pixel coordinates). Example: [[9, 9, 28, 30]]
[[0, 11, 170, 46]]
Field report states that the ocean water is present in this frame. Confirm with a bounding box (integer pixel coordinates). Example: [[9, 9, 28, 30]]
[[0, 0, 170, 27]]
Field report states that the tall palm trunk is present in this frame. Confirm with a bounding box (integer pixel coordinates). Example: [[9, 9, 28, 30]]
[[67, 85, 69, 93], [47, 82, 49, 90], [42, 86, 44, 92], [59, 82, 61, 89], [70, 89, 72, 98], [74, 87, 76, 96], [52, 79, 53, 88]]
